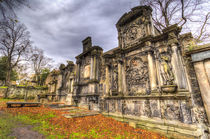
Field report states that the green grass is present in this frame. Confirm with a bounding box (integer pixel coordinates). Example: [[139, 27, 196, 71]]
[[14, 112, 66, 139], [0, 112, 18, 139]]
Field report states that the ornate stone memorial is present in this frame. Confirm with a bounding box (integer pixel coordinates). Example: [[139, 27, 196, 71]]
[[45, 5, 209, 138]]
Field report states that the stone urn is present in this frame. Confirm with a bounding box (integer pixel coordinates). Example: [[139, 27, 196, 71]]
[[161, 85, 177, 93]]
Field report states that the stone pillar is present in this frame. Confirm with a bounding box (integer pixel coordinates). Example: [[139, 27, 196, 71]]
[[171, 43, 187, 89], [118, 60, 123, 94], [90, 56, 94, 79], [70, 79, 74, 93], [76, 61, 81, 83], [148, 51, 157, 91], [204, 60, 210, 81], [105, 65, 110, 95], [90, 50, 97, 80], [194, 61, 210, 122], [122, 59, 127, 94], [93, 55, 97, 80]]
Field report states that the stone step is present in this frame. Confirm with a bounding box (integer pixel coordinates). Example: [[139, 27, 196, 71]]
[[63, 112, 100, 118]]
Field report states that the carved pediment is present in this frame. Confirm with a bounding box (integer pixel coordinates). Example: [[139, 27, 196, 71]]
[[116, 6, 152, 48], [121, 18, 147, 47]]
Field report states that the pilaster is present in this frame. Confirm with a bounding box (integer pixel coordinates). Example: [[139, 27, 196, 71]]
[[168, 32, 187, 89], [170, 43, 187, 89], [146, 41, 158, 92], [105, 64, 110, 96], [76, 60, 81, 83], [148, 51, 158, 91]]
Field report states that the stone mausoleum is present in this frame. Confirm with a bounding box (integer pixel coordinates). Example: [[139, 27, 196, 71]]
[[45, 6, 210, 138]]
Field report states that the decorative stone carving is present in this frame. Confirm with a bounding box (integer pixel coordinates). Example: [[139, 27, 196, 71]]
[[161, 100, 181, 121], [84, 65, 90, 78], [121, 18, 147, 47], [159, 53, 174, 85], [79, 86, 88, 94], [111, 64, 118, 92], [126, 57, 149, 95], [143, 100, 151, 117], [80, 56, 91, 80]]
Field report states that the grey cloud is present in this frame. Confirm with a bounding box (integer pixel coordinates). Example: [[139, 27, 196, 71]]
[[16, 0, 140, 65]]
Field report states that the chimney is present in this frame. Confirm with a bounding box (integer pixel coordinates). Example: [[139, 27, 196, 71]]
[[82, 36, 92, 52]]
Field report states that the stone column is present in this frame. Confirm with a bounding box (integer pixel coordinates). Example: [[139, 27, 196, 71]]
[[122, 59, 127, 94], [90, 56, 94, 80], [194, 61, 210, 122], [105, 65, 110, 95], [93, 55, 97, 80], [204, 60, 210, 81], [70, 79, 74, 93], [76, 61, 81, 83], [118, 60, 123, 94], [171, 43, 187, 89], [148, 51, 157, 91]]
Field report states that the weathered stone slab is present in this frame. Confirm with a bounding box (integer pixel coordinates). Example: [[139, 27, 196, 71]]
[[191, 50, 210, 62]]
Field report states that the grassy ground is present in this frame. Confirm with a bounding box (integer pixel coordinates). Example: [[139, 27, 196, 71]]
[[0, 112, 17, 139], [0, 98, 167, 139]]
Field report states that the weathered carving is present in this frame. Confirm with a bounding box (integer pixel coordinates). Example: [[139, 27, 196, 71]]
[[84, 65, 90, 78], [80, 56, 91, 79], [121, 18, 147, 47], [159, 52, 174, 85], [79, 86, 88, 94], [126, 57, 149, 95], [161, 100, 181, 121], [111, 64, 118, 91]]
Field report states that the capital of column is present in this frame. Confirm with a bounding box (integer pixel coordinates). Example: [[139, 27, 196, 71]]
[[76, 59, 81, 65], [91, 49, 101, 57], [168, 32, 179, 46], [117, 59, 123, 64]]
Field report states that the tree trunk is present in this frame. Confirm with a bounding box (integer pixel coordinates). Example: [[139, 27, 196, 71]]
[[4, 59, 12, 98], [6, 68, 11, 86]]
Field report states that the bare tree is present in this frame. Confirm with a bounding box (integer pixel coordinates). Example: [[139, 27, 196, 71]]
[[29, 46, 53, 85], [0, 19, 31, 86], [140, 0, 210, 42], [0, 0, 29, 19]]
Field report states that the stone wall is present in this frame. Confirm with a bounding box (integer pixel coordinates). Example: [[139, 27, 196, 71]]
[[185, 43, 210, 124], [0, 86, 48, 99]]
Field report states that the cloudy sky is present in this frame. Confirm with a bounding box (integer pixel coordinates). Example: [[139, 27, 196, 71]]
[[16, 0, 141, 66]]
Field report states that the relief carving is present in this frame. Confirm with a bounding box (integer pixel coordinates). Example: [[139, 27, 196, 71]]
[[126, 57, 149, 95], [84, 65, 90, 78], [111, 64, 118, 91], [121, 18, 147, 47], [159, 53, 174, 85], [80, 57, 91, 80]]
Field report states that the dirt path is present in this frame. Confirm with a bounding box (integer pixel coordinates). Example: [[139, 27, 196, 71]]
[[10, 125, 45, 139], [0, 111, 45, 139]]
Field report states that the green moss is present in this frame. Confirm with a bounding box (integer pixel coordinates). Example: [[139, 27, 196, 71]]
[[16, 85, 27, 88], [0, 86, 8, 89]]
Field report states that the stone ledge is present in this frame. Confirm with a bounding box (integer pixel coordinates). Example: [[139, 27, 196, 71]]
[[185, 43, 210, 55], [102, 112, 204, 138], [73, 94, 99, 97], [104, 92, 191, 100]]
